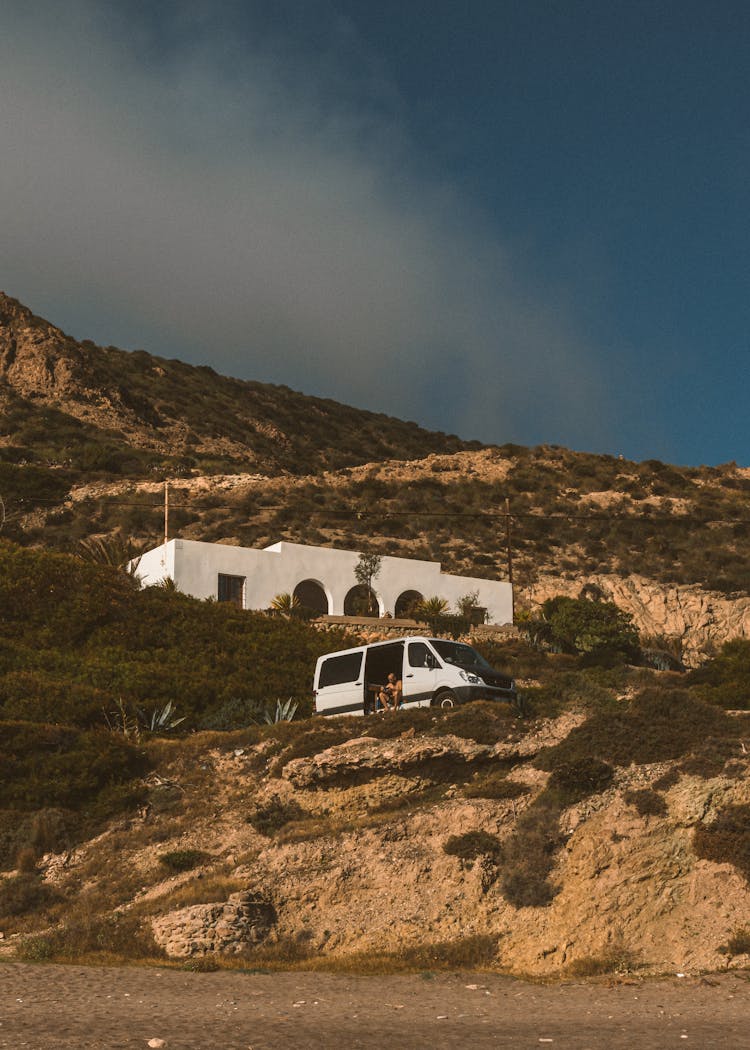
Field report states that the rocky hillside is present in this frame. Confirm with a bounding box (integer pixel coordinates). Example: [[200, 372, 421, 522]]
[[5, 292, 750, 657], [0, 291, 473, 479], [3, 692, 750, 978]]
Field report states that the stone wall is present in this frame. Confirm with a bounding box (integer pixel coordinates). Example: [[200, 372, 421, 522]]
[[151, 892, 275, 958]]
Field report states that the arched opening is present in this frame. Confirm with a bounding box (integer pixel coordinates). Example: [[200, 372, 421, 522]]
[[395, 589, 423, 618], [344, 584, 379, 617], [293, 579, 329, 617]]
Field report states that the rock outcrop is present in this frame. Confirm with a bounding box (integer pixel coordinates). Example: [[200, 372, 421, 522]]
[[529, 571, 750, 665], [151, 892, 276, 958]]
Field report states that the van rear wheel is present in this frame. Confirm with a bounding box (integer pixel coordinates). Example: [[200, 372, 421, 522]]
[[433, 690, 457, 710]]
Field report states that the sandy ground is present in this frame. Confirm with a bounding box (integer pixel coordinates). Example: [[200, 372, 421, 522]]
[[1, 965, 750, 1049]]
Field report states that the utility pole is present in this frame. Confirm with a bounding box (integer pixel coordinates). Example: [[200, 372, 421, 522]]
[[505, 497, 514, 623], [161, 480, 169, 567]]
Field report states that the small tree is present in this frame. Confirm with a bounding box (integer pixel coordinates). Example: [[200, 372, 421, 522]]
[[528, 595, 640, 665], [456, 591, 486, 624], [354, 553, 382, 615]]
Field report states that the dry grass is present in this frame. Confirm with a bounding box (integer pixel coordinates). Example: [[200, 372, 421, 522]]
[[138, 875, 247, 913], [0, 873, 61, 921], [232, 934, 500, 974], [463, 772, 531, 800], [15, 901, 165, 963], [158, 849, 212, 873], [565, 950, 637, 977]]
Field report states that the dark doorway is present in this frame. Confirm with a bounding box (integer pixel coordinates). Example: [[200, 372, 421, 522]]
[[395, 589, 423, 618], [344, 584, 378, 616], [293, 579, 329, 616]]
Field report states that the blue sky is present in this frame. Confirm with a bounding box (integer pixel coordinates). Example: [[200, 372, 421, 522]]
[[1, 2, 748, 466]]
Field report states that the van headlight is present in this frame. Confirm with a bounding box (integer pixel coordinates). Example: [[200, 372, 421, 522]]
[[459, 670, 482, 684]]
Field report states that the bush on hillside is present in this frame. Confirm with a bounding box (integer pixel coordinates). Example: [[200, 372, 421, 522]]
[[463, 772, 530, 800], [546, 758, 614, 806], [688, 639, 750, 709], [0, 671, 108, 727], [693, 804, 750, 882], [159, 849, 211, 873], [527, 595, 640, 665], [0, 541, 356, 731], [0, 721, 148, 813], [498, 799, 564, 908], [535, 689, 741, 772], [0, 873, 61, 919]]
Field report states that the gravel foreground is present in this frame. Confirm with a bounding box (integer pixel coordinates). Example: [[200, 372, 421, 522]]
[[1, 963, 750, 1049]]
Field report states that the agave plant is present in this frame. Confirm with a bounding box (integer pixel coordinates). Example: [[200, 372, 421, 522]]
[[78, 535, 144, 579], [138, 700, 186, 733], [270, 592, 301, 616], [262, 698, 299, 724], [415, 595, 449, 618]]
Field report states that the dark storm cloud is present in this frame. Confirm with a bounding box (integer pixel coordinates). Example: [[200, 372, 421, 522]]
[[0, 1, 606, 446]]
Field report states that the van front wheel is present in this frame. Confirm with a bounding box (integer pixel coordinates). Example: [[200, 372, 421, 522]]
[[433, 690, 456, 710]]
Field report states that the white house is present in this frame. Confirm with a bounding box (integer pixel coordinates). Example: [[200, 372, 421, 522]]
[[135, 539, 513, 625]]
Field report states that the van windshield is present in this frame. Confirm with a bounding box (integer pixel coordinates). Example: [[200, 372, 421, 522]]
[[431, 641, 492, 671]]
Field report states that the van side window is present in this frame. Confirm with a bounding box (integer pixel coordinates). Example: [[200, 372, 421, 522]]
[[408, 642, 435, 669], [319, 652, 363, 688]]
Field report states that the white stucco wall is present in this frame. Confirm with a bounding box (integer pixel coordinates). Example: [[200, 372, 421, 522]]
[[135, 539, 513, 625]]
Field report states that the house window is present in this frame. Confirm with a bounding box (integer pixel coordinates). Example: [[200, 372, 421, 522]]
[[217, 573, 245, 608]]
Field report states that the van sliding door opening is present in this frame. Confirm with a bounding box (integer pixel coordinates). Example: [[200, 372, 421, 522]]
[[364, 641, 404, 711]]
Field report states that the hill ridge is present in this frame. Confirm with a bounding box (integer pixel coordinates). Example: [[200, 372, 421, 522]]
[[0, 291, 475, 477]]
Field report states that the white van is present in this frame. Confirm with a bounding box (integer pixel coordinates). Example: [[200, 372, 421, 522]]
[[313, 635, 516, 717]]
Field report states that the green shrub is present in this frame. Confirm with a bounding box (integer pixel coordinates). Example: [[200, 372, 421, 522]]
[[158, 849, 211, 873], [0, 874, 60, 918], [689, 639, 750, 709], [498, 799, 563, 908], [535, 689, 739, 772], [0, 721, 149, 812], [434, 701, 518, 746], [247, 796, 307, 836], [547, 759, 614, 806], [0, 672, 108, 727], [0, 541, 358, 732], [528, 596, 640, 665]]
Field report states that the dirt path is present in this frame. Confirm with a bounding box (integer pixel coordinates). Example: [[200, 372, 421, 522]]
[[1, 964, 749, 1049]]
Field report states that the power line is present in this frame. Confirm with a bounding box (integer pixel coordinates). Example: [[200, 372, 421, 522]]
[[10, 493, 750, 526]]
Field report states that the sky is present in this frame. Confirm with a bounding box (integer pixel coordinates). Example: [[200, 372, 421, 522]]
[[1, 1, 748, 466]]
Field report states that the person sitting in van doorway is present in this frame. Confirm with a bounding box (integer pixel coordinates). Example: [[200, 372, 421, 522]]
[[377, 672, 403, 712]]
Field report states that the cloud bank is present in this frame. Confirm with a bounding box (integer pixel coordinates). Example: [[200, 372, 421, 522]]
[[0, 1, 607, 448]]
